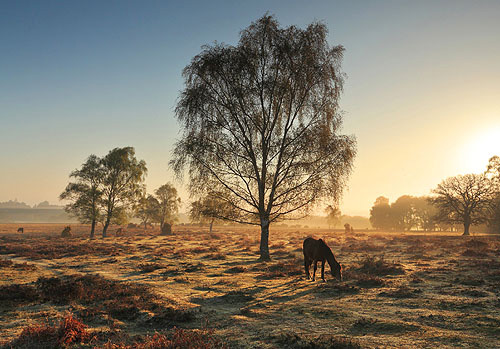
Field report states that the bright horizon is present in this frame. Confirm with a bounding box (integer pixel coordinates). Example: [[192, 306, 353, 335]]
[[1, 1, 499, 216]]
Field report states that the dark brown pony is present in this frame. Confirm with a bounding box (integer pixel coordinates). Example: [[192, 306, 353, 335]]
[[303, 237, 342, 281], [17, 227, 24, 233]]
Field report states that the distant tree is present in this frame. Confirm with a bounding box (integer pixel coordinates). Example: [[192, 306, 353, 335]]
[[391, 195, 420, 231], [171, 15, 356, 260], [411, 196, 439, 231], [60, 155, 103, 238], [100, 147, 147, 238], [369, 196, 393, 230], [189, 194, 235, 233], [154, 183, 181, 235], [0, 200, 31, 209], [324, 205, 341, 229], [431, 174, 496, 236], [135, 194, 159, 230]]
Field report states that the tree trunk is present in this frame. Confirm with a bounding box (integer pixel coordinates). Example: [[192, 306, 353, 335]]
[[102, 219, 110, 238], [144, 222, 147, 230], [259, 218, 271, 261], [209, 219, 214, 234], [463, 221, 471, 236], [90, 219, 96, 239]]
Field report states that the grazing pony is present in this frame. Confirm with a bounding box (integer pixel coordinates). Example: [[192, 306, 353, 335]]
[[303, 237, 342, 281], [17, 227, 24, 233]]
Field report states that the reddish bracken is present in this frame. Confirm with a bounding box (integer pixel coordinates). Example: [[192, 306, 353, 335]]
[[8, 314, 91, 348], [57, 315, 91, 345]]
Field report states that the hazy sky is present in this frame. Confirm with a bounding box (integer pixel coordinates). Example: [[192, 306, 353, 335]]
[[1, 0, 499, 216]]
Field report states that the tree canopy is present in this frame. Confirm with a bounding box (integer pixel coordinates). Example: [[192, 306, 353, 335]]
[[100, 147, 147, 237], [60, 148, 147, 238], [324, 205, 341, 229], [60, 155, 103, 238], [154, 183, 181, 234], [431, 174, 496, 235], [369, 195, 439, 231], [189, 194, 236, 233], [135, 194, 159, 229], [172, 15, 356, 260]]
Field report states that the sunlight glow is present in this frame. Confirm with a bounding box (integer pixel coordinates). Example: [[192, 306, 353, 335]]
[[462, 124, 500, 173]]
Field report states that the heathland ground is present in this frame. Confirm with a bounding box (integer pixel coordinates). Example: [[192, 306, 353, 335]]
[[0, 224, 499, 348]]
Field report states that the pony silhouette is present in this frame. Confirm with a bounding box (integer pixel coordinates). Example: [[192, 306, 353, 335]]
[[303, 237, 342, 281]]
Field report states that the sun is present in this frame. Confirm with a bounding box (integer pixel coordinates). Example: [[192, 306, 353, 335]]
[[462, 125, 500, 173]]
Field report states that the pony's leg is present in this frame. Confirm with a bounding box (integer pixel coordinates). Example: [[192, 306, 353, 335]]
[[312, 261, 318, 281], [304, 258, 310, 280], [321, 260, 325, 281]]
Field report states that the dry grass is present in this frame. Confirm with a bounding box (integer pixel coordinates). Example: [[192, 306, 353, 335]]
[[0, 224, 499, 348]]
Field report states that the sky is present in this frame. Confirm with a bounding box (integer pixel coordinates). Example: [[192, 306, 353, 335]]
[[1, 0, 499, 216]]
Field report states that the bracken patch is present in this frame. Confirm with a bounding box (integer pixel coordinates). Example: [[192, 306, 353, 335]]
[[6, 314, 92, 349]]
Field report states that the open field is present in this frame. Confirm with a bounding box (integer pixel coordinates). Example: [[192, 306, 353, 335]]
[[0, 223, 499, 348]]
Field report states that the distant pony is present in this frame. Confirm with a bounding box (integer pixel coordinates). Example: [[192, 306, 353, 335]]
[[115, 228, 123, 236], [303, 237, 342, 281], [17, 227, 24, 233]]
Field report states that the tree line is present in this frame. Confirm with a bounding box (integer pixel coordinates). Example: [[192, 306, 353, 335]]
[[370, 156, 500, 235], [60, 147, 181, 238]]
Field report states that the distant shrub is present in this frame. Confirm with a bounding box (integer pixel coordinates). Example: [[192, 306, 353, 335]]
[[0, 283, 39, 304], [61, 226, 72, 237], [379, 285, 421, 298], [257, 259, 302, 279], [224, 266, 247, 274], [354, 273, 386, 288], [356, 256, 404, 276], [218, 290, 254, 303], [161, 223, 172, 235], [138, 262, 164, 273], [275, 332, 361, 349], [147, 306, 196, 327]]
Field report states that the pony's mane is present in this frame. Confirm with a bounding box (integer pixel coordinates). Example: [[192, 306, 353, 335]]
[[319, 239, 335, 260]]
